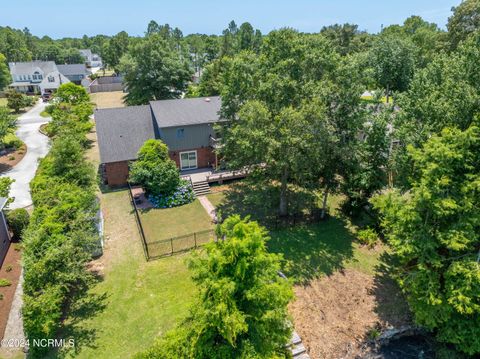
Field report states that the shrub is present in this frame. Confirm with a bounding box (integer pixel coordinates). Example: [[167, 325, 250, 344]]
[[6, 208, 30, 241], [148, 180, 195, 208], [357, 228, 378, 248], [129, 139, 180, 196], [0, 278, 11, 287], [5, 265, 12, 273], [0, 294, 3, 300]]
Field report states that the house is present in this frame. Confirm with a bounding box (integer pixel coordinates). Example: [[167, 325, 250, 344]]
[[95, 96, 222, 186], [57, 64, 90, 85], [0, 198, 11, 266], [79, 49, 103, 68], [8, 61, 71, 95]]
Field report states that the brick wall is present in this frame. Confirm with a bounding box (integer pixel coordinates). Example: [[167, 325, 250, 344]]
[[169, 147, 216, 170], [105, 147, 216, 187], [105, 160, 129, 187]]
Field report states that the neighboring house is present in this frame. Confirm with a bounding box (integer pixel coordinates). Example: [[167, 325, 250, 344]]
[[79, 49, 103, 68], [0, 198, 11, 266], [8, 61, 71, 95], [95, 96, 222, 186], [57, 64, 90, 85]]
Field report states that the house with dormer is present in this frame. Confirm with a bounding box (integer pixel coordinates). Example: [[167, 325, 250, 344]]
[[8, 61, 71, 95]]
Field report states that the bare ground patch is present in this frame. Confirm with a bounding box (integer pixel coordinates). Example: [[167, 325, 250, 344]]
[[290, 268, 411, 359]]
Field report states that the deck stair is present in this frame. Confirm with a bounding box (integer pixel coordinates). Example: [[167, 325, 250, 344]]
[[192, 180, 211, 196]]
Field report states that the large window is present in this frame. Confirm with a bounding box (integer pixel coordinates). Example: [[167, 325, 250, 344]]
[[180, 151, 197, 170]]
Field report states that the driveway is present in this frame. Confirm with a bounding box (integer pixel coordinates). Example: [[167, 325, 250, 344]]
[[1, 101, 51, 209]]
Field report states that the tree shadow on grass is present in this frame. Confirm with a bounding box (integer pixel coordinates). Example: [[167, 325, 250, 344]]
[[216, 179, 356, 285], [371, 251, 412, 328], [268, 219, 356, 285], [47, 275, 109, 358]]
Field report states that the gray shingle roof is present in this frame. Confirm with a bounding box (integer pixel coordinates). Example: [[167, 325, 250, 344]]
[[57, 64, 88, 76], [95, 106, 156, 163], [8, 61, 57, 76], [149, 96, 221, 128]]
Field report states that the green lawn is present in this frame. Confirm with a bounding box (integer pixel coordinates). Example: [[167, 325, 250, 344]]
[[52, 190, 196, 359], [206, 191, 225, 208], [139, 199, 214, 242], [207, 189, 382, 284]]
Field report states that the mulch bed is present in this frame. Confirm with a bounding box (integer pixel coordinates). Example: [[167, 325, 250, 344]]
[[0, 145, 27, 174], [0, 244, 22, 339], [290, 268, 412, 359]]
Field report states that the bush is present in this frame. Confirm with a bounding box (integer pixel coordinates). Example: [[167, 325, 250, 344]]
[[129, 139, 180, 196], [0, 278, 11, 287], [6, 208, 30, 241], [148, 180, 195, 208], [357, 228, 378, 248], [5, 265, 12, 272]]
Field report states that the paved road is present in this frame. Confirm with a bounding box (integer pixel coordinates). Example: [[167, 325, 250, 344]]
[[1, 101, 50, 209]]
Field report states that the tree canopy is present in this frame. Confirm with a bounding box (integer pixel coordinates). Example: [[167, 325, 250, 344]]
[[137, 216, 293, 359]]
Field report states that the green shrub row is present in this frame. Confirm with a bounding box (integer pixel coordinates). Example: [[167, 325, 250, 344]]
[[21, 84, 99, 357]]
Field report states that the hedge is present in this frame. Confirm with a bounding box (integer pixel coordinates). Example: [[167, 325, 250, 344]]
[[21, 84, 99, 357]]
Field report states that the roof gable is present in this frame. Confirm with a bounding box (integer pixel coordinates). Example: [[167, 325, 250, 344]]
[[149, 96, 221, 128], [95, 106, 156, 163]]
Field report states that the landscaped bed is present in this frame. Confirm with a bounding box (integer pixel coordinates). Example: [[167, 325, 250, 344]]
[[0, 243, 22, 340], [0, 133, 26, 173]]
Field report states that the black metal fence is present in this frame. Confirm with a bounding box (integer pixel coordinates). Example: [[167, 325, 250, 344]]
[[127, 184, 215, 260], [146, 229, 215, 259]]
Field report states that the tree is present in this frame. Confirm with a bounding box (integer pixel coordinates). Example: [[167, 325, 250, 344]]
[[448, 0, 480, 49], [0, 107, 17, 148], [369, 35, 417, 102], [54, 83, 90, 104], [0, 53, 10, 90], [129, 139, 180, 196], [372, 125, 480, 355], [5, 89, 28, 113], [220, 29, 362, 217], [101, 31, 130, 72], [137, 216, 293, 358], [341, 109, 391, 214], [120, 34, 192, 105]]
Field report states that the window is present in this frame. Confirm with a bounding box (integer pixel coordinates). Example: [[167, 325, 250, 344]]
[[176, 128, 185, 139], [48, 76, 55, 83], [32, 74, 37, 80], [38, 74, 43, 80]]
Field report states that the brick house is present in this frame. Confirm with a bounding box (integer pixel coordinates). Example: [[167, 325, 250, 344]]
[[95, 96, 222, 186]]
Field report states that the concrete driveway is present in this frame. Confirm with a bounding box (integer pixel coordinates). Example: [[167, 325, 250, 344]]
[[1, 101, 51, 209]]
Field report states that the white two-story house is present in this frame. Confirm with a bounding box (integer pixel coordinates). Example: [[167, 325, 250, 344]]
[[8, 61, 71, 95]]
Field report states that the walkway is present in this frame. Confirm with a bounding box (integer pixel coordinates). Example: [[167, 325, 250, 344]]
[[1, 101, 51, 209], [198, 195, 217, 222]]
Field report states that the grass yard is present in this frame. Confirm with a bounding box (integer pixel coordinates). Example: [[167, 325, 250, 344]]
[[51, 190, 196, 359], [90, 91, 125, 109], [207, 188, 382, 283], [139, 200, 214, 242]]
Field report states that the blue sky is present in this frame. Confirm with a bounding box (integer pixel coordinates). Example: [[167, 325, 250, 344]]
[[0, 0, 461, 38]]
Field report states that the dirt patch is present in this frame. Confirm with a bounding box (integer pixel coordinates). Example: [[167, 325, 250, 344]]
[[90, 91, 125, 109], [0, 244, 22, 339], [290, 269, 411, 359], [0, 145, 27, 174]]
